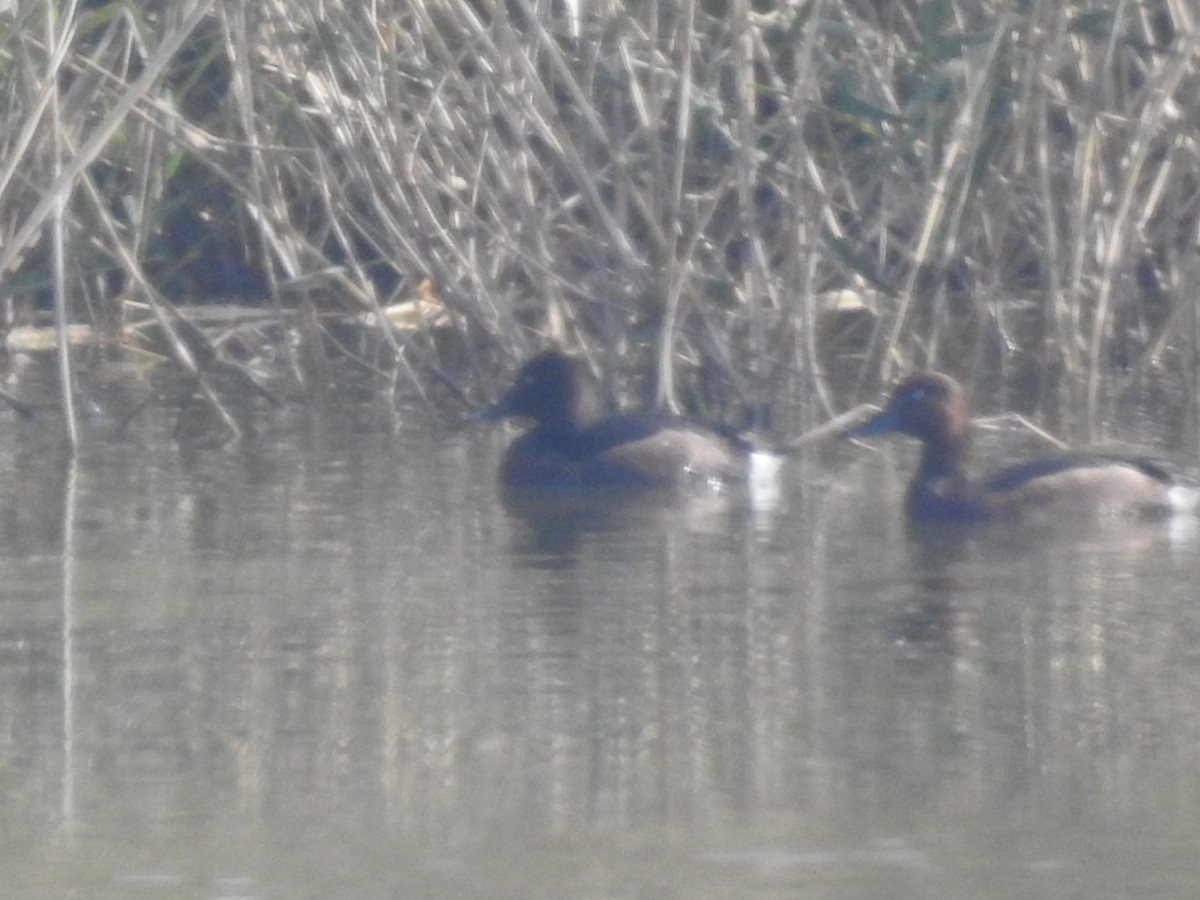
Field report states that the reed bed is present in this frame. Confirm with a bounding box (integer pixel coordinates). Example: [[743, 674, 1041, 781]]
[[0, 0, 1197, 442]]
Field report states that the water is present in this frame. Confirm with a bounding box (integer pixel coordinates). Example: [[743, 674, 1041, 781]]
[[0, 363, 1199, 898]]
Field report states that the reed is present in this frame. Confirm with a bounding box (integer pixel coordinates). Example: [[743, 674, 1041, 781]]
[[0, 0, 1196, 440]]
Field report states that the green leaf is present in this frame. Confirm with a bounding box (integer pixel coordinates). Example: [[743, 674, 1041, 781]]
[[821, 229, 897, 296], [828, 73, 901, 125], [1067, 10, 1116, 40], [917, 0, 953, 39]]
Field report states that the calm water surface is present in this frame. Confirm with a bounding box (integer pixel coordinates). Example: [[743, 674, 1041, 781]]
[[0, 367, 1199, 898]]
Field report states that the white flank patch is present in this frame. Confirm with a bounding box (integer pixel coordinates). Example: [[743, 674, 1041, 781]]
[[1167, 485, 1200, 514], [747, 451, 783, 513]]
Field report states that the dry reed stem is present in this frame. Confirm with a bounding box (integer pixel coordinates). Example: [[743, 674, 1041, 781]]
[[0, 0, 1197, 440]]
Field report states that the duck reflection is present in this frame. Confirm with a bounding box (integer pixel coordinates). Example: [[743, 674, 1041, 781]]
[[500, 481, 744, 561]]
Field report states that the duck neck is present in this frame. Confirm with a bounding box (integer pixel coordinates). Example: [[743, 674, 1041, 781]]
[[561, 380, 606, 430], [916, 432, 968, 483]]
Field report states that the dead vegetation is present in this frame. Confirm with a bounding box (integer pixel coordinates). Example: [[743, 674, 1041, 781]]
[[1, 0, 1197, 443]]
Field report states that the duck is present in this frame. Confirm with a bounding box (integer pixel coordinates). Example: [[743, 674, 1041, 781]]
[[847, 371, 1196, 523], [472, 349, 766, 490]]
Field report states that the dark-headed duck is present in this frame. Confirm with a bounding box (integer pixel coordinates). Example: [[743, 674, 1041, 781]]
[[848, 372, 1196, 523], [473, 349, 772, 490]]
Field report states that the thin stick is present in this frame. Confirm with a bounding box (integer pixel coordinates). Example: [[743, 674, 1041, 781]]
[[49, 1, 80, 449]]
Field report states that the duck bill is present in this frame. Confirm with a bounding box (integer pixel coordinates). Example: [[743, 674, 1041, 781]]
[[469, 399, 511, 423], [847, 407, 900, 438]]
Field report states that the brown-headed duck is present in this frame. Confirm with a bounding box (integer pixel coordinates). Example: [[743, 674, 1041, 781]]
[[848, 372, 1196, 523]]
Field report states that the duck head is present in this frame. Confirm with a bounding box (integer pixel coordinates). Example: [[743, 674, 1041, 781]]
[[473, 349, 604, 429]]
